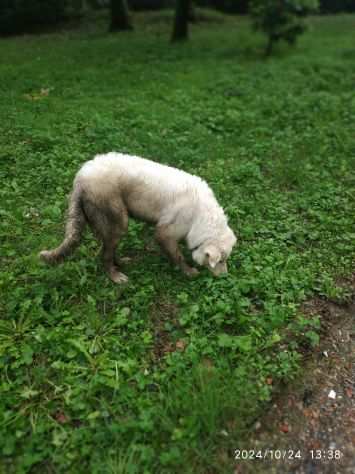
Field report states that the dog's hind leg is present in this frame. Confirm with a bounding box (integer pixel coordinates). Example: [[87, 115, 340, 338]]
[[84, 198, 129, 284], [155, 224, 199, 278]]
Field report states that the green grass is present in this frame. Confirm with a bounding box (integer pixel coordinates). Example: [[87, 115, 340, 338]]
[[0, 11, 354, 473]]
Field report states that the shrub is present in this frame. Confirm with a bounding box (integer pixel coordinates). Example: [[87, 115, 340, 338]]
[[196, 0, 250, 14], [320, 0, 355, 13], [86, 0, 110, 9], [250, 0, 319, 55], [0, 0, 82, 36], [129, 0, 171, 10]]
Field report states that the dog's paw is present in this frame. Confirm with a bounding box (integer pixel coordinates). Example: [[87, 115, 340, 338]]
[[184, 267, 200, 278], [110, 271, 129, 284]]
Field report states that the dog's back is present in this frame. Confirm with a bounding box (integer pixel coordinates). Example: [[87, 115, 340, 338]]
[[76, 152, 209, 224], [78, 152, 202, 193]]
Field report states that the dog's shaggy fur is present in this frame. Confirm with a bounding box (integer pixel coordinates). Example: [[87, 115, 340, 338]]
[[40, 153, 237, 283]]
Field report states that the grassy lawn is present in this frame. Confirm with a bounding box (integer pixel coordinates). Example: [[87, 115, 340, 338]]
[[0, 10, 354, 473]]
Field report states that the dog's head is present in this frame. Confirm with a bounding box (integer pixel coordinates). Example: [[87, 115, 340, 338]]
[[192, 228, 237, 276]]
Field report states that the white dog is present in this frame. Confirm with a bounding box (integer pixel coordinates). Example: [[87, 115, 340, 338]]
[[40, 153, 237, 283]]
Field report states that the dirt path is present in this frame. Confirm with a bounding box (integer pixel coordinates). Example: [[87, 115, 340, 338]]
[[235, 286, 355, 474]]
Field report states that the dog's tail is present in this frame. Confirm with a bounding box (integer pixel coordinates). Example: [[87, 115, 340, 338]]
[[39, 183, 86, 264]]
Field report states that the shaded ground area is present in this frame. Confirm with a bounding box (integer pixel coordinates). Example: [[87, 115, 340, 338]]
[[236, 280, 355, 474]]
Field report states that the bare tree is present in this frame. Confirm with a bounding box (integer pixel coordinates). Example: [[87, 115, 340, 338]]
[[171, 0, 191, 42], [110, 0, 133, 32]]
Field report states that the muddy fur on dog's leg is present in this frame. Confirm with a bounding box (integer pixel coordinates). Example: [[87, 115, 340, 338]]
[[155, 225, 199, 277], [113, 254, 132, 267], [102, 239, 128, 284], [84, 197, 129, 284]]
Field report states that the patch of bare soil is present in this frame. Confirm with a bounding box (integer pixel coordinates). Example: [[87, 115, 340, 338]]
[[149, 299, 187, 361], [235, 284, 355, 474]]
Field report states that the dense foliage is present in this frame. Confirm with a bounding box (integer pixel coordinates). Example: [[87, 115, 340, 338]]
[[250, 0, 319, 55], [0, 10, 354, 474], [195, 0, 354, 14], [110, 0, 133, 30], [0, 0, 82, 35], [319, 0, 355, 12], [196, 0, 249, 14], [1, 0, 355, 35], [130, 0, 171, 10]]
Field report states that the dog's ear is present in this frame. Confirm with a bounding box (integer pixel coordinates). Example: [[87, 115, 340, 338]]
[[205, 246, 221, 268]]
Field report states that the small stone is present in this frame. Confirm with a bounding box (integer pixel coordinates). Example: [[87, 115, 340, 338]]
[[328, 389, 336, 399]]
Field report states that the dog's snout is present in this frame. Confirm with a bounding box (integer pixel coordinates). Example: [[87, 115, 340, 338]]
[[210, 262, 228, 276]]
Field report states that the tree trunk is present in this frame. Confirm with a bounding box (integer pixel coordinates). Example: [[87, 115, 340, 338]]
[[110, 0, 133, 32], [188, 2, 197, 23], [265, 35, 274, 56], [171, 0, 191, 42]]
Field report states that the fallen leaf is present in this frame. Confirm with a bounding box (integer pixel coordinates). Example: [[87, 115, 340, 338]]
[[23, 87, 51, 101], [54, 411, 69, 424], [312, 409, 320, 419], [345, 387, 353, 398], [175, 340, 186, 351], [159, 342, 174, 356], [279, 422, 290, 433], [201, 358, 214, 369], [309, 440, 321, 450]]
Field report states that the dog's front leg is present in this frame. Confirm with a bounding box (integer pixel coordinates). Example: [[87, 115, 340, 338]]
[[155, 225, 199, 277]]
